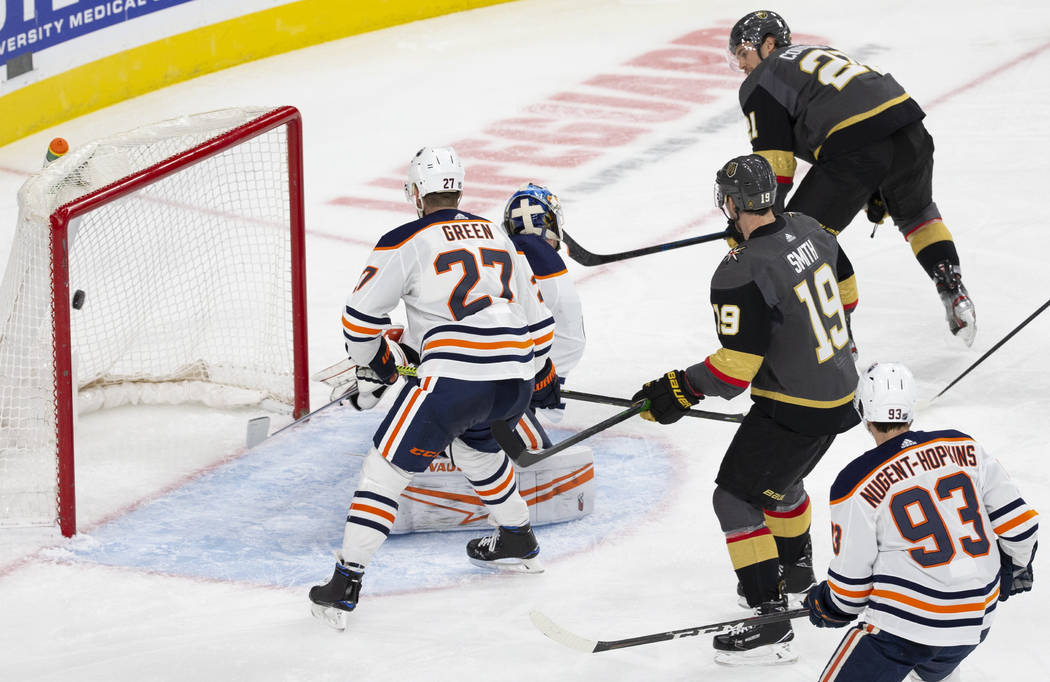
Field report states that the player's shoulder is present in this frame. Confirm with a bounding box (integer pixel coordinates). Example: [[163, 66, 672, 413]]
[[830, 429, 976, 502], [511, 233, 567, 277], [375, 209, 495, 250]]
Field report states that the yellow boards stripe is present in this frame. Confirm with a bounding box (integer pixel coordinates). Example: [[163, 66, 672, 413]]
[[0, 0, 516, 146]]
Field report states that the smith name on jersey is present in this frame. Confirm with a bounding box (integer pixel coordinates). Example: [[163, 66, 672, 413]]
[[684, 212, 859, 436], [826, 429, 1039, 646], [343, 208, 555, 382]]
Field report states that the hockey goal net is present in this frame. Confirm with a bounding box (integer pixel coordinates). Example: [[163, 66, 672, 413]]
[[0, 106, 309, 537]]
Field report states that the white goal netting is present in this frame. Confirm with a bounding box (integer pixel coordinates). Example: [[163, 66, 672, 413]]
[[0, 106, 307, 533]]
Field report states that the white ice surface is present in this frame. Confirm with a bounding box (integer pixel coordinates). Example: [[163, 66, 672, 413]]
[[1, 1, 1049, 680]]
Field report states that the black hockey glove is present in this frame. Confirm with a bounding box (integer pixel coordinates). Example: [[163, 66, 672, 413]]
[[865, 190, 888, 224], [803, 582, 855, 628], [632, 370, 703, 425], [531, 359, 562, 410], [998, 540, 1036, 602], [360, 338, 405, 386]]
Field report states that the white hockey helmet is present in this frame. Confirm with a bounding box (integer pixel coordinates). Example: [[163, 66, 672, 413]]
[[403, 146, 464, 216], [854, 362, 917, 423]]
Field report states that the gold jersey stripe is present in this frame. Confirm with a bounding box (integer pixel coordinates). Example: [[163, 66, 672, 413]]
[[751, 387, 855, 408], [755, 149, 797, 180], [708, 347, 764, 383], [815, 94, 913, 160]]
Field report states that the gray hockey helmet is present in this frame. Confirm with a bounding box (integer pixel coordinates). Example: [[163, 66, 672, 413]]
[[715, 154, 777, 213], [728, 10, 791, 57]]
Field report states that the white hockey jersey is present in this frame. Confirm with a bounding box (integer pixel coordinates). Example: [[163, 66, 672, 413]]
[[826, 429, 1039, 646], [509, 233, 585, 375], [343, 208, 555, 382]]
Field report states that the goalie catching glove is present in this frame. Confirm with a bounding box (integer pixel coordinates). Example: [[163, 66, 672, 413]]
[[632, 369, 703, 424]]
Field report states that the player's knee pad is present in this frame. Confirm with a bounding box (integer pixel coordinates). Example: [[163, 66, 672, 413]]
[[448, 440, 505, 481], [712, 485, 766, 534], [360, 447, 413, 497]]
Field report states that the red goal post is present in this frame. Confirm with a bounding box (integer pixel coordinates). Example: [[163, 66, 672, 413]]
[[0, 106, 309, 537]]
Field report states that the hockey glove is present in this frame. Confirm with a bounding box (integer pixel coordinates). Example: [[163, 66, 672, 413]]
[[632, 370, 702, 424], [803, 581, 856, 628], [531, 359, 563, 410], [351, 339, 409, 410], [360, 338, 407, 386], [998, 540, 1036, 602], [865, 190, 888, 224]]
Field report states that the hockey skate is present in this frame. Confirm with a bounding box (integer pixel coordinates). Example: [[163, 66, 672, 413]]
[[466, 523, 544, 573], [714, 599, 798, 666], [308, 561, 364, 631], [932, 261, 976, 346], [737, 540, 815, 608]]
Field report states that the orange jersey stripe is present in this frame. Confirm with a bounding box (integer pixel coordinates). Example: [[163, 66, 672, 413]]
[[424, 337, 535, 351], [342, 318, 383, 335], [994, 509, 1038, 535], [380, 380, 429, 458], [534, 269, 568, 280], [828, 580, 873, 599], [870, 587, 999, 614]]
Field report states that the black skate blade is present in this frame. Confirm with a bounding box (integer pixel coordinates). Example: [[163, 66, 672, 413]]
[[468, 556, 544, 574]]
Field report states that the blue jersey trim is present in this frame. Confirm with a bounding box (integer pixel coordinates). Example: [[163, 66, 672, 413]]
[[831, 429, 973, 501], [375, 208, 492, 249], [512, 233, 567, 277]]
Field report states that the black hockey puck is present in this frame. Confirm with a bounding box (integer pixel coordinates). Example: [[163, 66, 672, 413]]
[[72, 289, 85, 309]]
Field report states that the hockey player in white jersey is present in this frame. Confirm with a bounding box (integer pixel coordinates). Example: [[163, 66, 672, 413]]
[[502, 183, 585, 448], [805, 363, 1038, 681], [308, 146, 559, 629]]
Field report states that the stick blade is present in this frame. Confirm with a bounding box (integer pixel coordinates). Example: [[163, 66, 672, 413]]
[[245, 416, 270, 448], [562, 232, 603, 267], [529, 610, 598, 653]]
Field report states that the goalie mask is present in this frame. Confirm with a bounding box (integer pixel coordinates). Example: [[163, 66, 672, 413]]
[[728, 10, 791, 68], [403, 146, 465, 217], [854, 362, 917, 423], [715, 154, 777, 217], [503, 183, 565, 248]]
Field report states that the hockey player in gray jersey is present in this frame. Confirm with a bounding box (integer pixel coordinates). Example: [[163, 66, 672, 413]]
[[634, 154, 859, 666], [728, 10, 975, 346]]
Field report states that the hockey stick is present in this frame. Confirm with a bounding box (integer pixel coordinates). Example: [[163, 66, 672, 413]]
[[247, 364, 418, 447], [529, 608, 808, 653], [562, 228, 730, 267], [492, 400, 647, 467], [562, 389, 744, 423], [924, 296, 1050, 406]]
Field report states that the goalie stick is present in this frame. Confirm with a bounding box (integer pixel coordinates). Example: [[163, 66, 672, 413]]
[[492, 400, 647, 467], [529, 608, 808, 653], [562, 228, 729, 267], [246, 362, 418, 447], [562, 389, 744, 423]]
